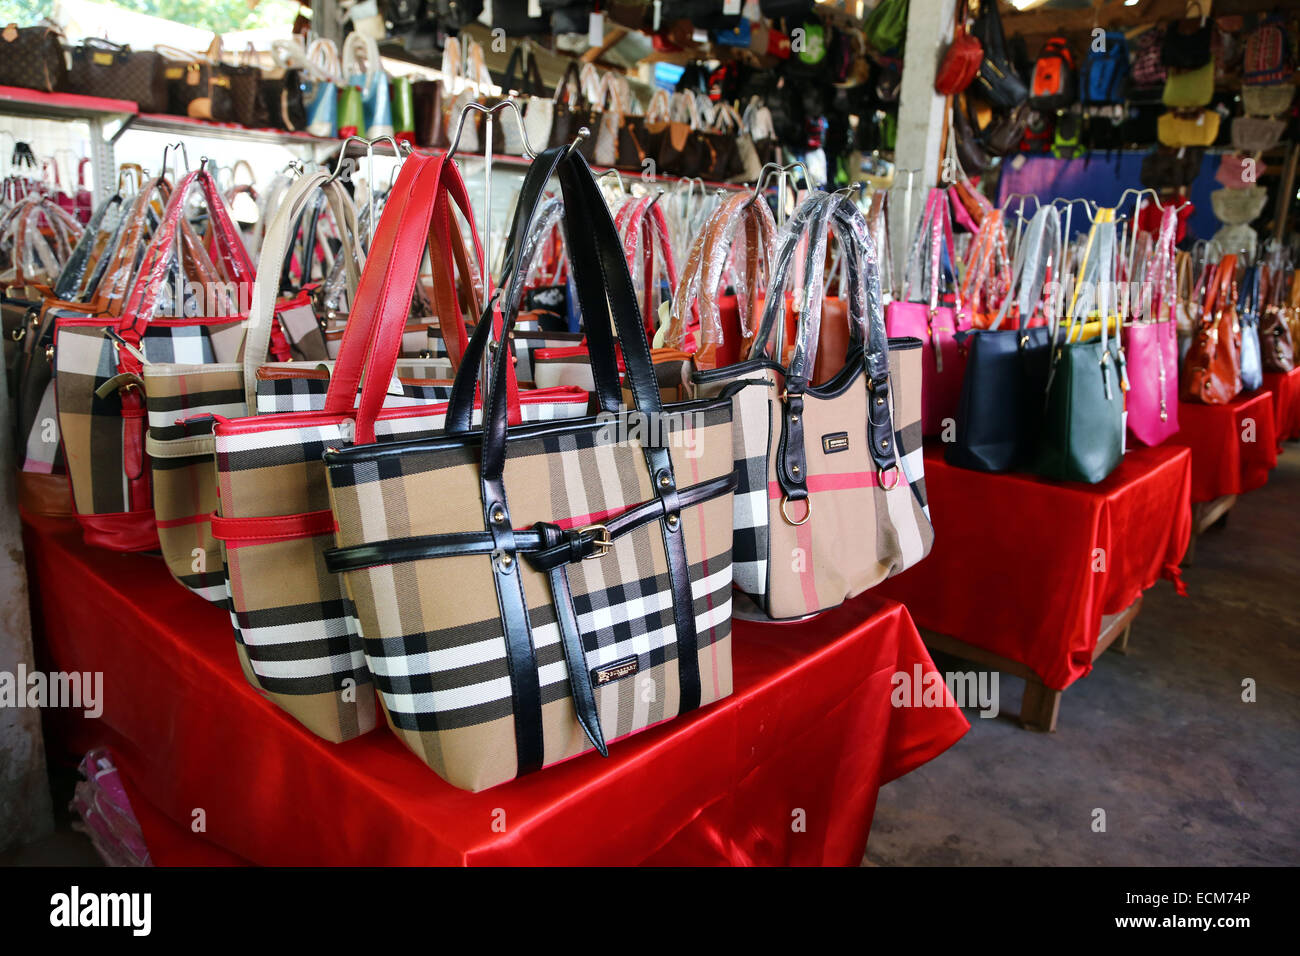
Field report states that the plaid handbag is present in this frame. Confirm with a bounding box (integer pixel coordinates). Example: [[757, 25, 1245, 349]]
[[320, 146, 736, 790], [691, 191, 934, 621], [53, 171, 251, 551], [143, 169, 358, 602], [208, 153, 588, 744]]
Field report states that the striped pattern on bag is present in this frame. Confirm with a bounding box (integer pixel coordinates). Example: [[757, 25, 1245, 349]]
[[324, 401, 736, 791], [212, 389, 591, 744], [55, 318, 242, 521], [694, 340, 932, 620], [145, 362, 246, 603], [252, 359, 455, 414]]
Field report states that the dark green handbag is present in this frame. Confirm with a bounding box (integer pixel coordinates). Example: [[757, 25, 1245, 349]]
[[1033, 208, 1125, 484], [864, 0, 909, 54]]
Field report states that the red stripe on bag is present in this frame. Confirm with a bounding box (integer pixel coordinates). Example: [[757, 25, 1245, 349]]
[[766, 472, 879, 498], [209, 509, 337, 548]]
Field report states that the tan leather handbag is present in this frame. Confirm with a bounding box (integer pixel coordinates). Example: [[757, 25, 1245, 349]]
[[1181, 253, 1242, 404]]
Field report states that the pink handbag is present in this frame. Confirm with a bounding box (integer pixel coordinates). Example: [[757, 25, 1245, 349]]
[[885, 188, 970, 434], [1123, 205, 1180, 447]]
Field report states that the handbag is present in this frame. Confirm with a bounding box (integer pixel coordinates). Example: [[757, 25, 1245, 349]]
[[936, 0, 983, 95], [343, 31, 394, 138], [496, 44, 549, 156], [953, 94, 989, 174], [1241, 82, 1294, 118], [971, 0, 1028, 109], [0, 23, 68, 92], [947, 205, 1057, 473], [1211, 185, 1268, 225], [689, 189, 934, 621], [1181, 253, 1242, 405], [67, 39, 168, 111], [1162, 11, 1213, 70], [226, 43, 263, 127], [1033, 207, 1125, 484], [265, 39, 309, 131], [412, 78, 445, 147], [1123, 205, 1181, 447], [1238, 264, 1263, 391], [304, 38, 342, 138], [864, 0, 909, 54], [208, 153, 588, 746], [983, 102, 1030, 156], [1141, 146, 1204, 189], [319, 147, 735, 790], [1259, 264, 1295, 373], [143, 171, 359, 602], [1157, 108, 1219, 148], [1232, 116, 1286, 153], [391, 74, 415, 144], [53, 170, 254, 552], [548, 61, 598, 161], [157, 41, 234, 122], [1162, 60, 1214, 108], [885, 188, 970, 435]]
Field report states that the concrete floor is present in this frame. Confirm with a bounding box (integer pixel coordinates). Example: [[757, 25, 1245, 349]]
[[866, 444, 1300, 866]]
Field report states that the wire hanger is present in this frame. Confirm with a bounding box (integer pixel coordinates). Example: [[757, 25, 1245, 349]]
[[161, 141, 189, 179]]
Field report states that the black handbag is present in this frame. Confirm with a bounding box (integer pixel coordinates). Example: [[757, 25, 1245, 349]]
[[493, 0, 550, 34], [947, 206, 1056, 473], [259, 69, 307, 131], [970, 0, 1028, 109], [954, 96, 989, 173], [983, 102, 1030, 156], [67, 39, 168, 111], [1140, 147, 1204, 189], [1162, 15, 1213, 70]]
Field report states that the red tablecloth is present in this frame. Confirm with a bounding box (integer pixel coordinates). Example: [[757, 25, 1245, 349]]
[[874, 443, 1191, 692], [1169, 390, 1279, 503], [22, 514, 967, 867], [1262, 368, 1300, 447]]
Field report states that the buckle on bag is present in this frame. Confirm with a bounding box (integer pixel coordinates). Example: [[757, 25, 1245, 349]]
[[780, 496, 811, 526], [579, 524, 612, 559]]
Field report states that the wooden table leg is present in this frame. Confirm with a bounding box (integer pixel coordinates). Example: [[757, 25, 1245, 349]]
[[1185, 494, 1238, 566], [1019, 676, 1061, 732]]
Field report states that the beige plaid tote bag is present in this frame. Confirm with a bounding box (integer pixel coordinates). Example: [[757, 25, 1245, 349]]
[[321, 147, 738, 790]]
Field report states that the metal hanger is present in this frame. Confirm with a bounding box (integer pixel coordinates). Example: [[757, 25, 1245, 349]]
[[161, 141, 189, 180]]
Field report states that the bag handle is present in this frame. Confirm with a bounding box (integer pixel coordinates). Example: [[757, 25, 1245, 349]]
[[241, 172, 360, 409], [990, 204, 1061, 332], [305, 38, 341, 84], [118, 167, 255, 336], [342, 30, 381, 79], [337, 156, 497, 442]]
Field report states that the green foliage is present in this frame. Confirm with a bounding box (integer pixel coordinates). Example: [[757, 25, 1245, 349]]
[[0, 0, 300, 35]]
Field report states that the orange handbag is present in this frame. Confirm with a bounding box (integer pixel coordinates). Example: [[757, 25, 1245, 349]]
[[1181, 253, 1242, 404]]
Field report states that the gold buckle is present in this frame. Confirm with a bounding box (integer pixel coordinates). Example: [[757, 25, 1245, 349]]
[[580, 524, 612, 559], [780, 496, 811, 526]]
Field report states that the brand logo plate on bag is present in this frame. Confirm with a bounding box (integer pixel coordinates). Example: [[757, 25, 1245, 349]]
[[592, 656, 639, 686], [822, 432, 850, 454]]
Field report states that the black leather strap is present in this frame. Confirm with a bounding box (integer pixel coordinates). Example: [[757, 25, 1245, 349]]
[[325, 472, 737, 574], [535, 524, 608, 758]]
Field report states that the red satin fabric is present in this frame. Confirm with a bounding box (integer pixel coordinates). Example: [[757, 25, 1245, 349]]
[[875, 443, 1192, 692], [1262, 369, 1300, 447], [22, 513, 967, 866], [1169, 391, 1279, 503]]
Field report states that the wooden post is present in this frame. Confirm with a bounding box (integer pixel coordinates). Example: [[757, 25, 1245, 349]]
[[0, 324, 53, 854]]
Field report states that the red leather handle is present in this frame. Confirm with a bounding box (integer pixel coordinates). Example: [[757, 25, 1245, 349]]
[[118, 168, 255, 333]]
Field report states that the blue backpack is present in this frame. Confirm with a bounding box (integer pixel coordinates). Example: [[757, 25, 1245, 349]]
[[1083, 32, 1129, 104]]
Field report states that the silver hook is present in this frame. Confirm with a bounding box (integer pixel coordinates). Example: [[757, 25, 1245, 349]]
[[161, 141, 189, 179], [1116, 186, 1162, 211], [446, 100, 540, 161], [598, 167, 629, 194]]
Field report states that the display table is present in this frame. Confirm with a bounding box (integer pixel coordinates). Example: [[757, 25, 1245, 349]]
[[1168, 390, 1279, 560], [1262, 368, 1300, 448], [873, 443, 1192, 729], [22, 513, 968, 867], [1169, 390, 1278, 504]]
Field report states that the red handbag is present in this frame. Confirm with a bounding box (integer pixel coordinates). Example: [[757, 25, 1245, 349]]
[[936, 1, 983, 95]]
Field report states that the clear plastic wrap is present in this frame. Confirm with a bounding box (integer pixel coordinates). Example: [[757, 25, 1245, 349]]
[[668, 189, 777, 367]]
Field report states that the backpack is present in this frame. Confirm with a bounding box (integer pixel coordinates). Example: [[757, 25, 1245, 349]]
[[1019, 110, 1054, 153], [1129, 25, 1167, 88], [1083, 31, 1130, 104], [1029, 37, 1077, 113], [1243, 15, 1293, 86], [1053, 107, 1084, 158]]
